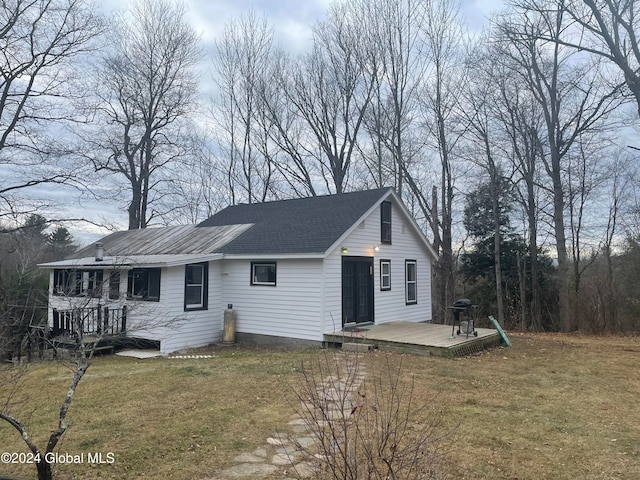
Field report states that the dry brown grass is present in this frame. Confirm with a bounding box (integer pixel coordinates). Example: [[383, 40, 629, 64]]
[[1, 334, 639, 479], [402, 333, 640, 479], [0, 345, 314, 479]]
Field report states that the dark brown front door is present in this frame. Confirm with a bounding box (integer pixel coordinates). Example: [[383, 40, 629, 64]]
[[342, 256, 374, 326]]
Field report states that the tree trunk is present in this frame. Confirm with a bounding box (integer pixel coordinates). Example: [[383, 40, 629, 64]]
[[440, 175, 455, 324], [128, 186, 142, 230], [551, 159, 571, 332], [431, 186, 444, 323], [527, 177, 541, 331], [491, 176, 505, 326], [36, 458, 53, 480], [517, 252, 527, 331]]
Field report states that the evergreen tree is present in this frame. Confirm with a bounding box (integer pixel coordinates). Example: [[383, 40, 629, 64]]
[[460, 181, 557, 330], [0, 215, 52, 359], [47, 227, 77, 261]]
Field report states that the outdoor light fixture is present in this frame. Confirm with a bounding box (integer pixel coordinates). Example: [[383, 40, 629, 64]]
[[374, 245, 380, 252], [341, 247, 349, 254]]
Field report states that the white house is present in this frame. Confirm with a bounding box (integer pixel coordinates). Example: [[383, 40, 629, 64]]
[[39, 188, 438, 354]]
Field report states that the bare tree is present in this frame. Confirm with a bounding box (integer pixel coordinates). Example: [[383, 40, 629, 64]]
[[290, 352, 450, 480], [575, 148, 632, 331], [358, 0, 426, 195], [283, 1, 376, 194], [469, 37, 553, 330], [555, 0, 640, 118], [461, 43, 511, 326], [1, 276, 110, 480], [88, 0, 201, 229], [1, 346, 91, 480], [160, 131, 229, 224], [0, 0, 103, 222], [565, 135, 609, 294], [212, 11, 278, 205], [1, 256, 184, 479], [260, 50, 320, 198], [414, 0, 470, 323], [496, 0, 623, 331], [497, 72, 548, 330]]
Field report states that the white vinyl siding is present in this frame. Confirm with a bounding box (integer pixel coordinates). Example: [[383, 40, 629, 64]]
[[221, 258, 323, 341], [159, 262, 222, 354], [322, 199, 432, 334]]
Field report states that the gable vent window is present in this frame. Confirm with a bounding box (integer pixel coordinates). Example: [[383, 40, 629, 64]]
[[381, 201, 392, 244], [251, 262, 277, 286], [185, 263, 208, 310]]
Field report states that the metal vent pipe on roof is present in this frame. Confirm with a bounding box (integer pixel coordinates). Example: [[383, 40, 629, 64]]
[[95, 242, 104, 261]]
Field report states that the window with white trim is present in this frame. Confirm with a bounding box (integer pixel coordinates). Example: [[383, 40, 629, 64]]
[[380, 259, 391, 291], [251, 262, 277, 286], [185, 263, 208, 310], [405, 260, 417, 304]]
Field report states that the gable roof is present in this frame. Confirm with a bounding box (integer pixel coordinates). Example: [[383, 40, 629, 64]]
[[40, 187, 437, 269], [197, 188, 394, 255]]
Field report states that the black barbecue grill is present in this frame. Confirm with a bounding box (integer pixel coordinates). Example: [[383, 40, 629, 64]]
[[449, 298, 478, 338]]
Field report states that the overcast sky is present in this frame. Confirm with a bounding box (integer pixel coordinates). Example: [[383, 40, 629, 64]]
[[103, 0, 502, 51], [63, 0, 503, 245]]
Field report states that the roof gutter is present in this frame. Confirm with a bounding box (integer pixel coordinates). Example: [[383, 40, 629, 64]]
[[38, 253, 225, 269]]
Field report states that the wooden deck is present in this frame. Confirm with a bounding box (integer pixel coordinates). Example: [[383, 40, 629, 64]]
[[324, 321, 502, 357]]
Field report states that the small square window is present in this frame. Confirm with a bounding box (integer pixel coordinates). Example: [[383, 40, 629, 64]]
[[251, 262, 277, 286], [380, 260, 391, 291]]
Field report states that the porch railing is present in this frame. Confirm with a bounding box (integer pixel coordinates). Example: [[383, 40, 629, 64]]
[[52, 306, 127, 338]]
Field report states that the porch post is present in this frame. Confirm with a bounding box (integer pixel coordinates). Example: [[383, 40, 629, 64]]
[[97, 306, 102, 335], [104, 306, 110, 334], [53, 309, 59, 336], [121, 305, 127, 333]]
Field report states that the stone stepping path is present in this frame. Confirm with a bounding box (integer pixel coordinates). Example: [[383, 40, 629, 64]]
[[208, 352, 366, 480]]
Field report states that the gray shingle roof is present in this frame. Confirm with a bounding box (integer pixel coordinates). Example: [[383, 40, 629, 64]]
[[197, 188, 393, 255]]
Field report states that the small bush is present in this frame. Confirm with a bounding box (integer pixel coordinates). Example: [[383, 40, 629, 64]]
[[290, 351, 452, 480]]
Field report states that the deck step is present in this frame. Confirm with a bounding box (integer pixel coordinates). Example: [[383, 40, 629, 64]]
[[92, 345, 115, 355], [342, 342, 375, 353]]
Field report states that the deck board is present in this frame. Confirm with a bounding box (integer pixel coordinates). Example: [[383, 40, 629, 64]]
[[324, 322, 502, 357]]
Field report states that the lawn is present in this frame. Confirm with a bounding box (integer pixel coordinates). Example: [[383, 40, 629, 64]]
[[1, 334, 639, 479]]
